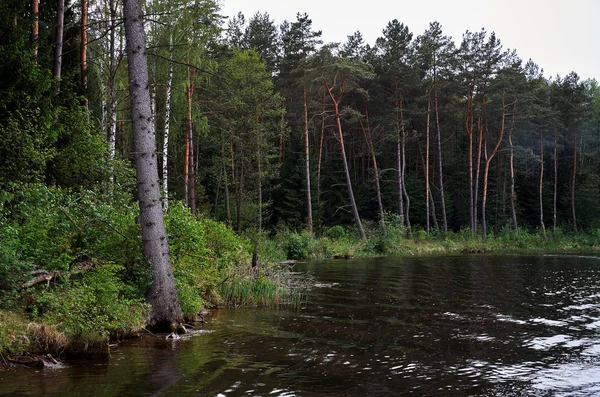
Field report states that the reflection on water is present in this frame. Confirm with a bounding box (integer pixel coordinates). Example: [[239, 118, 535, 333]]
[[2, 255, 600, 396]]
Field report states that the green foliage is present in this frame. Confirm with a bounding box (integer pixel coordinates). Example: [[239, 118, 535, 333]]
[[32, 264, 148, 339], [219, 276, 278, 307], [282, 231, 317, 260]]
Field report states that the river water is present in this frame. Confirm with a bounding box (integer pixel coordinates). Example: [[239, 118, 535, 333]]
[[3, 255, 600, 396]]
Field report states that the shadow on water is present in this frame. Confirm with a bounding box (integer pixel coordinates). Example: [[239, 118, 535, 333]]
[[3, 255, 600, 396]]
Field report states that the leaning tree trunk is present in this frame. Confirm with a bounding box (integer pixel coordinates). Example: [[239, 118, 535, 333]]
[[325, 77, 366, 240], [123, 0, 182, 330]]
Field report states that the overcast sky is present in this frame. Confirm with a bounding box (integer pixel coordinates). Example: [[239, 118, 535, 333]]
[[219, 0, 599, 82]]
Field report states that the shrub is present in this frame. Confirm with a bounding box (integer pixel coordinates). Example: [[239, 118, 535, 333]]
[[31, 264, 148, 339]]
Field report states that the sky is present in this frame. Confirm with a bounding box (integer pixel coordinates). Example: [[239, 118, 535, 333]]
[[219, 0, 599, 82]]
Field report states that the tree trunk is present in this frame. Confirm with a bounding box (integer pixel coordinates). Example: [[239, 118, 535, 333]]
[[508, 103, 518, 235], [123, 0, 182, 330], [317, 95, 325, 203], [481, 91, 505, 241], [189, 120, 196, 215], [257, 132, 263, 233], [571, 129, 578, 234], [80, 0, 87, 107], [396, 98, 404, 228], [222, 142, 231, 226], [325, 77, 366, 240], [161, 30, 173, 210], [433, 74, 447, 232], [425, 87, 431, 235], [474, 110, 484, 234], [401, 104, 411, 235], [303, 87, 313, 234], [539, 129, 546, 238], [32, 0, 38, 61], [360, 106, 385, 231], [53, 0, 65, 82], [466, 93, 475, 234], [553, 129, 558, 233], [107, 1, 118, 166]]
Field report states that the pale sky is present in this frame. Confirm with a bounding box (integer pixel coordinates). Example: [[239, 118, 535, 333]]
[[219, 0, 599, 82]]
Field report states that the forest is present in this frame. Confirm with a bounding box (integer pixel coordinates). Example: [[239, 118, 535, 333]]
[[1, 0, 600, 358]]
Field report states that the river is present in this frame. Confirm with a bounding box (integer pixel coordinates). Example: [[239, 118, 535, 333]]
[[2, 255, 600, 396]]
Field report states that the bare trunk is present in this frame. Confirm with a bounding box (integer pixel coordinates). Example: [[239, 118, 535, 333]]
[[123, 0, 182, 330], [303, 87, 313, 233], [466, 94, 475, 234], [54, 0, 65, 82], [539, 129, 546, 238], [571, 129, 578, 234], [317, 95, 325, 202], [222, 142, 231, 226], [161, 30, 173, 210], [32, 0, 38, 60], [553, 129, 558, 233], [360, 106, 385, 230], [425, 87, 431, 234], [396, 100, 404, 226], [401, 109, 411, 235], [325, 77, 366, 240], [474, 111, 484, 234], [481, 91, 505, 241], [189, 122, 196, 215], [107, 2, 117, 166], [80, 0, 88, 106], [508, 103, 518, 235], [257, 133, 263, 233], [433, 75, 447, 232]]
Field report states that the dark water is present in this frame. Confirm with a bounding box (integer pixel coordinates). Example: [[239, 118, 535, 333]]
[[3, 255, 600, 396]]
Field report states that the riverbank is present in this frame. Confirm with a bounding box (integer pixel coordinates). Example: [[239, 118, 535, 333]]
[[2, 186, 599, 365], [2, 229, 598, 366]]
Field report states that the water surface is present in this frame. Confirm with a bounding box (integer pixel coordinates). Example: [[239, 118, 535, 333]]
[[3, 255, 600, 396]]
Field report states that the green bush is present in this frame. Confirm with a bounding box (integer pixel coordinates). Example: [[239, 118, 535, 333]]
[[32, 264, 148, 339]]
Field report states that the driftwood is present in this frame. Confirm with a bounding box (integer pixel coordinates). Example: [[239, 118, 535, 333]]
[[8, 354, 63, 368], [21, 270, 56, 289]]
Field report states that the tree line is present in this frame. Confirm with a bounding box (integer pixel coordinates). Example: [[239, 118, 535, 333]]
[[2, 0, 600, 241]]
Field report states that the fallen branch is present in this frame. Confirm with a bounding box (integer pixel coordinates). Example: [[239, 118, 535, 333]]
[[21, 270, 56, 289]]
